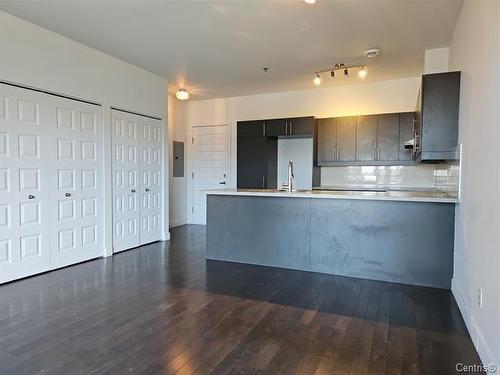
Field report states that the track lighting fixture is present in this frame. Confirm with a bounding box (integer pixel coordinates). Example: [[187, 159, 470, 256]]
[[313, 73, 321, 86], [313, 63, 367, 86], [358, 66, 367, 79]]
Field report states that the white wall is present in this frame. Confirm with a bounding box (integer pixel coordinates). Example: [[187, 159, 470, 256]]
[[186, 77, 420, 222], [168, 95, 188, 227], [0, 10, 169, 253], [449, 0, 500, 367]]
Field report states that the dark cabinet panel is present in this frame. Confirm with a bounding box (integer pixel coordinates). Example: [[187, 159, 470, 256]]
[[356, 115, 377, 161], [399, 112, 415, 161], [237, 120, 265, 137], [336, 116, 356, 161], [317, 118, 337, 162], [265, 119, 287, 137], [377, 113, 400, 161], [237, 135, 267, 188], [288, 116, 314, 136], [419, 71, 460, 160]]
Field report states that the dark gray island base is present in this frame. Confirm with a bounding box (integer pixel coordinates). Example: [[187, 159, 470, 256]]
[[206, 194, 455, 289]]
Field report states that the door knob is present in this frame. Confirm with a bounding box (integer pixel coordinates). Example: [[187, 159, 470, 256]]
[[219, 181, 226, 185], [65, 193, 71, 197], [28, 194, 35, 199], [131, 189, 136, 193], [145, 188, 150, 192]]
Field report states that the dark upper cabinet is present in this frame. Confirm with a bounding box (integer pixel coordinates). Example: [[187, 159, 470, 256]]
[[317, 118, 337, 162], [377, 113, 400, 161], [237, 120, 265, 137], [265, 116, 314, 137], [288, 116, 314, 136], [265, 119, 287, 137], [317, 112, 417, 166], [418, 71, 461, 160], [399, 112, 415, 161], [356, 115, 377, 161], [336, 116, 356, 161]]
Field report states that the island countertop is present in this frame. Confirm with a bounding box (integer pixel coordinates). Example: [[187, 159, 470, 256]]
[[203, 188, 459, 204]]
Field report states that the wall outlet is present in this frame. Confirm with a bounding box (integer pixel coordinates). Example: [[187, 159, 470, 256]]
[[478, 288, 484, 309]]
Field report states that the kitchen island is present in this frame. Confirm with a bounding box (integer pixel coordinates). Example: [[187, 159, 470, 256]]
[[206, 189, 457, 289]]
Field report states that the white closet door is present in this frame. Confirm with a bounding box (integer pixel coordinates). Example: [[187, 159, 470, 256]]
[[0, 84, 51, 283], [48, 95, 103, 268], [139, 116, 162, 245], [112, 110, 140, 252]]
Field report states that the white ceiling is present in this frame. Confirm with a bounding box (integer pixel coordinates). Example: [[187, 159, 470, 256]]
[[0, 0, 463, 100]]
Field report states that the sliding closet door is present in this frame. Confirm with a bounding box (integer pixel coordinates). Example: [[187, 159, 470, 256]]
[[111, 110, 140, 252], [48, 95, 103, 268], [0, 84, 51, 283], [139, 116, 162, 245]]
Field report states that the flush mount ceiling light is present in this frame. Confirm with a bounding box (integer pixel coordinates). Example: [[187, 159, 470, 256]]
[[313, 63, 367, 85], [304, 0, 316, 4], [175, 88, 189, 100]]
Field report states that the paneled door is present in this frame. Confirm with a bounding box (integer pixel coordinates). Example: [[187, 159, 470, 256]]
[[139, 116, 162, 245], [191, 125, 230, 225], [0, 84, 51, 283], [111, 109, 141, 252], [48, 95, 103, 268]]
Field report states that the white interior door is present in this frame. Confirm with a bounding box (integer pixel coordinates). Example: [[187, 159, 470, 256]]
[[191, 125, 229, 225], [48, 95, 103, 268], [0, 84, 51, 283], [111, 109, 140, 252], [139, 116, 162, 245]]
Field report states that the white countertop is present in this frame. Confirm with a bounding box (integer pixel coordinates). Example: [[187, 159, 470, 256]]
[[203, 188, 459, 203]]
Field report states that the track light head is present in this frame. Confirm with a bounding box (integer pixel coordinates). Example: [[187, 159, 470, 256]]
[[344, 68, 349, 77], [330, 70, 335, 78], [313, 73, 321, 86]]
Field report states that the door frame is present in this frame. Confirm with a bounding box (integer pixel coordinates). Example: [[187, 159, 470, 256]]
[[188, 124, 231, 225]]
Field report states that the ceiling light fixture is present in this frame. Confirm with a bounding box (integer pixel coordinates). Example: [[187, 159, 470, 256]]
[[313, 73, 321, 86], [313, 63, 368, 85], [175, 88, 189, 100], [304, 0, 316, 4], [358, 66, 367, 78]]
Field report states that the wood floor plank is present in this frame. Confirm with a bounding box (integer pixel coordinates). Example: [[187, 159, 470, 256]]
[[0, 225, 483, 375]]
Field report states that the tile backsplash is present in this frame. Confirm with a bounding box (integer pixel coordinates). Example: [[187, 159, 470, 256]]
[[320, 161, 459, 192]]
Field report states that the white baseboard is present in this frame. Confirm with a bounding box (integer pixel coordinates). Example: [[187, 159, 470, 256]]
[[451, 278, 497, 368], [161, 232, 171, 241], [169, 218, 188, 228]]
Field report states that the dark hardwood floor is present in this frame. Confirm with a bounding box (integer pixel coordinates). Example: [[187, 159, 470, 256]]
[[0, 225, 482, 374]]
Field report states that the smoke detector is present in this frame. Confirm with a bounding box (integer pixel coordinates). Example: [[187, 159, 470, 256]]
[[364, 48, 380, 58]]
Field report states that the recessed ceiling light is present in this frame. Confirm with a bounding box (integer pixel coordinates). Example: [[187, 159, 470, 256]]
[[364, 48, 380, 58], [175, 89, 189, 100], [304, 0, 316, 4]]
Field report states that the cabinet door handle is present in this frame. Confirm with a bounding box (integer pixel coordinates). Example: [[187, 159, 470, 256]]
[[285, 121, 288, 135], [262, 175, 266, 188], [290, 121, 293, 134], [263, 123, 266, 137], [332, 145, 336, 161], [337, 147, 340, 160]]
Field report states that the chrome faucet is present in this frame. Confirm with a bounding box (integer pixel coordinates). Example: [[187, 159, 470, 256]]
[[282, 159, 294, 192]]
